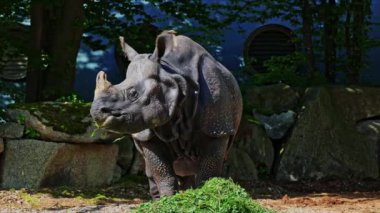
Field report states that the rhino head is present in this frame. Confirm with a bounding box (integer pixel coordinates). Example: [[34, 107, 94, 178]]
[[90, 33, 185, 134]]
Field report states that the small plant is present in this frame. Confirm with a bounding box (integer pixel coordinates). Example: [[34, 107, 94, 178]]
[[16, 114, 26, 124], [19, 191, 40, 208], [134, 178, 274, 213], [24, 127, 40, 139], [56, 94, 84, 104]]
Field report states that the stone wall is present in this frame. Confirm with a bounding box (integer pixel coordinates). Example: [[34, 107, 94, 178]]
[[1, 86, 380, 188], [0, 102, 144, 189], [226, 85, 380, 182]]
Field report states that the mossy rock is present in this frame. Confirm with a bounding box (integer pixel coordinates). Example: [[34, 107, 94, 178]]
[[7, 102, 120, 143], [9, 102, 92, 134], [134, 178, 274, 213]]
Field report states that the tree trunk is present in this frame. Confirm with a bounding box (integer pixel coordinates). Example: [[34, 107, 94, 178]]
[[347, 0, 366, 84], [42, 0, 85, 100], [323, 0, 337, 83], [26, 0, 84, 101], [26, 0, 44, 102], [301, 0, 316, 79], [344, 0, 352, 82]]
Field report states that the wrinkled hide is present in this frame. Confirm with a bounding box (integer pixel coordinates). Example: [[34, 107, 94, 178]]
[[91, 31, 242, 199]]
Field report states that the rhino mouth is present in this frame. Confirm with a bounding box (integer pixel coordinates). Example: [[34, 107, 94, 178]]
[[96, 113, 135, 134]]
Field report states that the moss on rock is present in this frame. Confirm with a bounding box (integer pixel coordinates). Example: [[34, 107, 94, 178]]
[[9, 102, 92, 135]]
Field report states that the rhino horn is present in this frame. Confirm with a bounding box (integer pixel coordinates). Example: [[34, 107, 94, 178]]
[[119, 36, 138, 61], [94, 71, 112, 99]]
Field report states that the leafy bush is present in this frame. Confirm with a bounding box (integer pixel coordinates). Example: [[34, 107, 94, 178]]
[[134, 178, 274, 213], [252, 52, 326, 87]]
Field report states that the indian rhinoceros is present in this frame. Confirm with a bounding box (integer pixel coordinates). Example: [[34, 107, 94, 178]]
[[90, 30, 242, 199]]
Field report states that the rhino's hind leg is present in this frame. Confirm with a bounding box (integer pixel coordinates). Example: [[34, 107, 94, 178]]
[[195, 136, 229, 186], [140, 139, 178, 198]]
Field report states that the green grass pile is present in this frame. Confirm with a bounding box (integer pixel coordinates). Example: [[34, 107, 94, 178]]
[[134, 178, 275, 213]]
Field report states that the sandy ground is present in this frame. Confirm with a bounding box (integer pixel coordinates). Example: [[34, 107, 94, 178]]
[[0, 179, 379, 212], [258, 192, 380, 213]]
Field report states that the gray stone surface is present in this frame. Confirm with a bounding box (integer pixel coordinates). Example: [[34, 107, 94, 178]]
[[244, 83, 300, 115], [277, 87, 380, 182], [7, 109, 120, 143], [254, 110, 296, 140], [356, 119, 380, 177], [224, 147, 258, 180], [0, 138, 3, 153], [224, 121, 274, 180], [1, 139, 119, 189], [115, 136, 135, 172], [0, 122, 24, 138]]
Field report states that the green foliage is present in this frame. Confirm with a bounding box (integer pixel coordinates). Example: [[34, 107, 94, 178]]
[[134, 178, 274, 213], [16, 114, 26, 124], [56, 94, 84, 104], [24, 127, 40, 139], [251, 52, 326, 87], [19, 191, 40, 208]]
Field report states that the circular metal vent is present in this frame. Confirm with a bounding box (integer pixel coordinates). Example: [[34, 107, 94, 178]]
[[0, 55, 28, 80], [244, 24, 295, 72]]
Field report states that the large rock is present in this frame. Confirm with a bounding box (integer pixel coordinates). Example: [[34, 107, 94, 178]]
[[244, 83, 300, 115], [224, 120, 274, 180], [114, 136, 135, 173], [0, 122, 24, 138], [277, 87, 380, 181], [254, 110, 296, 140], [356, 119, 380, 176], [1, 139, 118, 188], [0, 138, 3, 153], [6, 102, 120, 143]]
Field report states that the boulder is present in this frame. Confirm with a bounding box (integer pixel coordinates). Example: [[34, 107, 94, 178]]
[[244, 83, 300, 115], [254, 110, 296, 140], [224, 148, 258, 180], [277, 87, 380, 182], [0, 122, 24, 138], [128, 152, 145, 175], [356, 119, 380, 176], [224, 120, 274, 180], [114, 136, 135, 172], [6, 102, 120, 143], [0, 138, 3, 153], [1, 139, 118, 188]]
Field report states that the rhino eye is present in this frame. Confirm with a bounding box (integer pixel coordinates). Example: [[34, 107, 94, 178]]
[[127, 88, 139, 101]]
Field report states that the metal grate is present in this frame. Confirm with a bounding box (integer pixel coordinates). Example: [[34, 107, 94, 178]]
[[244, 24, 296, 72], [0, 55, 28, 80]]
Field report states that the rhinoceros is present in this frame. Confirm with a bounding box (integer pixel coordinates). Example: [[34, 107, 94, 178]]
[[90, 30, 242, 199]]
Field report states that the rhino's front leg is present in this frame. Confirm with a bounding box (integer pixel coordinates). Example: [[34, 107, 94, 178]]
[[139, 138, 178, 198], [195, 136, 230, 186], [144, 162, 160, 199]]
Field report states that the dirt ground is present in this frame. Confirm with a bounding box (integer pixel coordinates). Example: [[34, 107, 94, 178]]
[[247, 179, 380, 213], [0, 177, 379, 212]]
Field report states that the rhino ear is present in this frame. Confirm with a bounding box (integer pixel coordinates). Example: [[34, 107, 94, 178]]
[[119, 36, 138, 61], [152, 30, 177, 60]]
